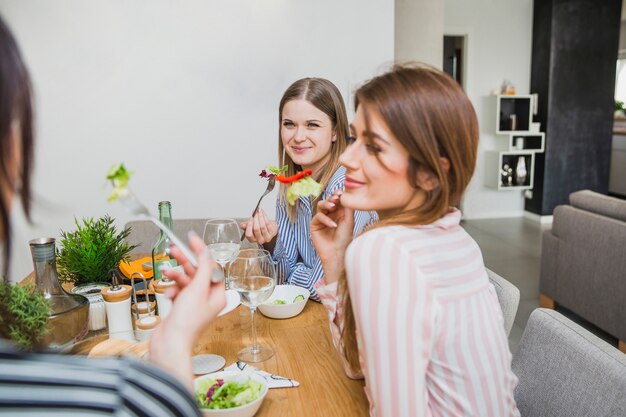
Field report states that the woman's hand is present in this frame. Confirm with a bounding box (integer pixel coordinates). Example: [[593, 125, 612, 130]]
[[310, 190, 354, 284], [240, 209, 278, 245], [149, 232, 226, 392]]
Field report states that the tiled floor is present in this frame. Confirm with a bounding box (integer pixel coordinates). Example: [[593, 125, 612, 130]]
[[461, 217, 547, 353], [462, 216, 619, 353]]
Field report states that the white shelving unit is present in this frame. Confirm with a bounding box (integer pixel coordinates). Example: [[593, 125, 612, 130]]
[[488, 94, 544, 191]]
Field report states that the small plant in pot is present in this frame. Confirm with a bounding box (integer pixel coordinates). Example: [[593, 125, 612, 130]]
[[0, 281, 51, 350], [56, 215, 137, 331], [57, 215, 136, 286]]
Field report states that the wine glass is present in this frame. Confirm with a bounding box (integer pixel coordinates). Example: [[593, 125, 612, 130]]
[[203, 218, 241, 288], [229, 249, 276, 362]]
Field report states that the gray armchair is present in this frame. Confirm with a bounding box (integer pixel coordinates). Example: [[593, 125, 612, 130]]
[[512, 308, 626, 417], [539, 190, 626, 353]]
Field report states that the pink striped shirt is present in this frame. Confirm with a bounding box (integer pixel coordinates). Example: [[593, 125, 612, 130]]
[[316, 209, 520, 417]]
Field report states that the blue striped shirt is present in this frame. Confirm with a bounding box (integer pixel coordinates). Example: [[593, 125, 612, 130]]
[[0, 341, 200, 416], [272, 166, 377, 300]]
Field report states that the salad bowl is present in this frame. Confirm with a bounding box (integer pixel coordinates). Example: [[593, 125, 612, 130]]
[[258, 285, 310, 319], [195, 371, 268, 417]]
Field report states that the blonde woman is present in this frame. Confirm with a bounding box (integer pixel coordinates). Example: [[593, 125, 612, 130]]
[[242, 78, 376, 299]]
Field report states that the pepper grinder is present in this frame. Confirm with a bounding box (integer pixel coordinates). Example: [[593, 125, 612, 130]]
[[100, 271, 135, 342]]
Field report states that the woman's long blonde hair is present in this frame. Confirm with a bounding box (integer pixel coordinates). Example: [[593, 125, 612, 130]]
[[277, 78, 349, 221], [339, 63, 479, 373]]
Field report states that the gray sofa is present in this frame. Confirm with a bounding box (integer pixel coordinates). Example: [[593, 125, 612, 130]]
[[124, 218, 252, 254], [540, 190, 626, 353], [513, 308, 626, 417]]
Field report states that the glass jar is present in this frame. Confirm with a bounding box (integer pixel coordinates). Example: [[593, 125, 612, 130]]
[[29, 238, 89, 350]]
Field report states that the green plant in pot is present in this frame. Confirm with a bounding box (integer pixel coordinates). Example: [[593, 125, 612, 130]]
[[0, 281, 51, 350], [56, 215, 136, 286]]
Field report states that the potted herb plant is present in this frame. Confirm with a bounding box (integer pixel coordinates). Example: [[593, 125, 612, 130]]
[[56, 215, 136, 286], [0, 281, 51, 350]]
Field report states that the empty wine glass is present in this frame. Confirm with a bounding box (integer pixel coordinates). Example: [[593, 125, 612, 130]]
[[203, 218, 241, 288], [229, 249, 276, 362]]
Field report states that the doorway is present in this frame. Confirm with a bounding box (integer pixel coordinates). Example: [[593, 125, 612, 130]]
[[443, 35, 465, 88]]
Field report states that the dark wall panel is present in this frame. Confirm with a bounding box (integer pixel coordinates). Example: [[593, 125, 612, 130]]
[[526, 0, 621, 215]]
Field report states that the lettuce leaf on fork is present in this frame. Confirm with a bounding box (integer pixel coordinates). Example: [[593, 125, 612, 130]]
[[286, 176, 322, 205], [106, 163, 133, 202]]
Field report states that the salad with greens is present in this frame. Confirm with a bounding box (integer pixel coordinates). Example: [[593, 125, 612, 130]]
[[259, 165, 322, 206], [106, 163, 133, 202], [195, 375, 263, 410], [270, 294, 306, 305]]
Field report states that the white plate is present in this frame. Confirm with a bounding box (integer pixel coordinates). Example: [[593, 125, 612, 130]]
[[218, 289, 240, 316], [192, 354, 226, 375]]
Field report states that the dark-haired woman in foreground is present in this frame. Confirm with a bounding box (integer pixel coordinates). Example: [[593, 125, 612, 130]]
[[0, 14, 223, 416]]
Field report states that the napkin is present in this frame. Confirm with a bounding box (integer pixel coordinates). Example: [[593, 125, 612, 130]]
[[223, 361, 300, 388]]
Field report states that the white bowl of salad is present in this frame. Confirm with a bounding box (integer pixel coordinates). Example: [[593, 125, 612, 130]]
[[258, 285, 310, 319], [195, 371, 268, 417]]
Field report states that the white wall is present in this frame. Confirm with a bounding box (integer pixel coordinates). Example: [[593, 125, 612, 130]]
[[395, 0, 444, 67], [444, 0, 534, 219], [0, 0, 394, 281]]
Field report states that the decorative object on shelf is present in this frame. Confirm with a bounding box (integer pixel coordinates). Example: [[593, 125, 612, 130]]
[[501, 164, 513, 186], [0, 281, 51, 350], [509, 114, 517, 130], [29, 237, 89, 350], [515, 137, 525, 150], [515, 156, 528, 186], [500, 79, 516, 95], [57, 215, 137, 286]]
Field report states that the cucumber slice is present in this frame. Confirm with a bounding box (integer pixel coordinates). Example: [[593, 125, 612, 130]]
[[272, 299, 287, 305], [293, 294, 306, 303]]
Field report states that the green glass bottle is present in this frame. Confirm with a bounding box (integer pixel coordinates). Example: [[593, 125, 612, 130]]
[[151, 201, 178, 280]]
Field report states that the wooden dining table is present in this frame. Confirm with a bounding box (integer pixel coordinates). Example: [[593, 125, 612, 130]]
[[194, 301, 369, 416], [23, 258, 370, 416]]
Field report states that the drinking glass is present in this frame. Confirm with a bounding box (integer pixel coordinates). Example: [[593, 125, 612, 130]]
[[203, 218, 241, 288], [229, 249, 276, 362]]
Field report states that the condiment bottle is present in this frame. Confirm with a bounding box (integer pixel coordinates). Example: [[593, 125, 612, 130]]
[[153, 278, 177, 320], [101, 284, 135, 342], [135, 315, 161, 342], [131, 300, 156, 319]]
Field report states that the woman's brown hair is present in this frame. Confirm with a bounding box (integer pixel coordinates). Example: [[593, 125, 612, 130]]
[[339, 63, 479, 373], [0, 15, 35, 278], [277, 78, 349, 221]]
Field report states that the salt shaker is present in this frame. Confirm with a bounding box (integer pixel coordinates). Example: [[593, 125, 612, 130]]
[[101, 283, 135, 342], [131, 300, 156, 319], [153, 278, 177, 320], [135, 315, 161, 342]]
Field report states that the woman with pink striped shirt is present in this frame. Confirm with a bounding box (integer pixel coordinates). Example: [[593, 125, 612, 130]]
[[311, 63, 520, 417]]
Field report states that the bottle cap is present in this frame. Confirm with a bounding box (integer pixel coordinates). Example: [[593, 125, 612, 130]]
[[101, 285, 132, 302], [153, 278, 177, 294], [135, 315, 161, 330]]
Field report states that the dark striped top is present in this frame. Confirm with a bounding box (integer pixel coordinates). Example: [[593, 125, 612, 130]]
[[272, 166, 377, 300], [0, 341, 200, 416]]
